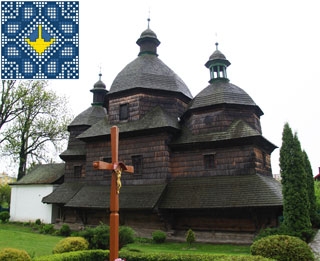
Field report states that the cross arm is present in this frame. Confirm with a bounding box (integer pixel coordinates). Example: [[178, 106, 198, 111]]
[[93, 161, 134, 174]]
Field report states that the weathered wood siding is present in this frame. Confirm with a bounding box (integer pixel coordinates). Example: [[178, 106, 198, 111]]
[[85, 132, 172, 185], [185, 107, 262, 134], [108, 93, 187, 123], [171, 145, 259, 177]]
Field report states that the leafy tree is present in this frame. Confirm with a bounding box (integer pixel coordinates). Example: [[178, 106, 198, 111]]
[[186, 228, 195, 245], [0, 184, 11, 207], [0, 80, 28, 138], [303, 150, 319, 227], [279, 123, 312, 240], [1, 80, 71, 180]]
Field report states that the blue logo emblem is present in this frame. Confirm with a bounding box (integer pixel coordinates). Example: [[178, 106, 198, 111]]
[[1, 1, 79, 79]]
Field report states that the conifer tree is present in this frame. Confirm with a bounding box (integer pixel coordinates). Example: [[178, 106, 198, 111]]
[[303, 150, 319, 227], [279, 123, 312, 241]]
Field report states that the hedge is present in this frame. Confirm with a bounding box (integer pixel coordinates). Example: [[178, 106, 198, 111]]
[[33, 250, 109, 261], [33, 249, 274, 261]]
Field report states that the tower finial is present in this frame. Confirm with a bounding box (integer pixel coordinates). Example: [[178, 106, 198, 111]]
[[98, 64, 102, 80], [214, 32, 219, 50], [147, 8, 151, 29]]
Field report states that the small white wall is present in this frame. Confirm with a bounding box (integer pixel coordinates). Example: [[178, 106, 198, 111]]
[[10, 184, 57, 223]]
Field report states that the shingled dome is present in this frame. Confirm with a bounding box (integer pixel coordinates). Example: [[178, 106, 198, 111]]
[[189, 80, 262, 115], [189, 44, 263, 116], [109, 26, 192, 99]]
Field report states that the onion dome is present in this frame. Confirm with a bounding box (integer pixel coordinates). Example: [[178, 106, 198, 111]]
[[90, 73, 107, 106], [109, 21, 192, 100], [136, 18, 160, 56], [189, 44, 263, 116]]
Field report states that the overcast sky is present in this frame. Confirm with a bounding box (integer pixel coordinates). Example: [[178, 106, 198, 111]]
[[3, 0, 320, 176]]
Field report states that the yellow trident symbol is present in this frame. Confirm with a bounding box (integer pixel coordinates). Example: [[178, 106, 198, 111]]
[[26, 25, 55, 55]]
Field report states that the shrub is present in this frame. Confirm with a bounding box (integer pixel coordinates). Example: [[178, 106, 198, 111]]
[[78, 224, 110, 250], [152, 230, 166, 243], [186, 228, 196, 245], [0, 211, 10, 223], [59, 224, 71, 237], [35, 218, 42, 225], [78, 224, 135, 250], [251, 234, 314, 261], [119, 226, 135, 248], [40, 223, 55, 234], [53, 236, 89, 254], [0, 248, 31, 261], [33, 249, 109, 261]]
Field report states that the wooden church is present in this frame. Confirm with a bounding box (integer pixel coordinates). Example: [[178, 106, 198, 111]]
[[43, 24, 283, 243]]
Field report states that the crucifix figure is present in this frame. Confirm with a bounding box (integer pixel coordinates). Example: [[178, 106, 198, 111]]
[[93, 126, 134, 261]]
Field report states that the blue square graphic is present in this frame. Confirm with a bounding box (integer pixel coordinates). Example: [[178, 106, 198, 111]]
[[1, 1, 79, 79]]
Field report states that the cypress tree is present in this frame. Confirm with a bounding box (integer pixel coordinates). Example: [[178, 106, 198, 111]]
[[279, 123, 312, 241], [303, 150, 319, 227]]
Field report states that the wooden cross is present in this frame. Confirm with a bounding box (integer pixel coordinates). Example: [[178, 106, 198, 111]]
[[93, 126, 134, 261]]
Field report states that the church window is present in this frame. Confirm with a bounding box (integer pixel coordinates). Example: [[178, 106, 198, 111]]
[[204, 154, 215, 169], [132, 155, 143, 175], [119, 103, 129, 120], [74, 165, 82, 177]]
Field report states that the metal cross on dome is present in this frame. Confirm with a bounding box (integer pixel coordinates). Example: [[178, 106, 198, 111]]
[[93, 125, 134, 261]]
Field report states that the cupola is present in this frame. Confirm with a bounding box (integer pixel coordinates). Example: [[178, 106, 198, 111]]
[[136, 18, 160, 56], [90, 73, 107, 106], [205, 43, 231, 83]]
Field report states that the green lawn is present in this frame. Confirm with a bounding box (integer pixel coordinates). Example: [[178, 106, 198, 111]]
[[122, 241, 250, 256], [0, 223, 63, 258], [0, 223, 251, 259]]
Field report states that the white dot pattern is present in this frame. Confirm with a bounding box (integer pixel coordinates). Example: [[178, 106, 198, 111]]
[[1, 1, 79, 79]]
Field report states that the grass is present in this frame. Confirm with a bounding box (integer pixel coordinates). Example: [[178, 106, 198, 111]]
[[122, 241, 250, 256], [0, 223, 63, 258], [0, 222, 251, 259]]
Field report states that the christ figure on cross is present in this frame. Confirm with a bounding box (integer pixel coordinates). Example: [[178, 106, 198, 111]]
[[93, 126, 134, 261]]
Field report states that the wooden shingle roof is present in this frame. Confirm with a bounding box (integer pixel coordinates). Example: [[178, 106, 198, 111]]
[[12, 163, 64, 185], [69, 106, 107, 127], [159, 174, 282, 209], [188, 81, 263, 116], [65, 184, 166, 209], [78, 106, 180, 139], [172, 120, 277, 152], [109, 55, 192, 99], [42, 182, 84, 204]]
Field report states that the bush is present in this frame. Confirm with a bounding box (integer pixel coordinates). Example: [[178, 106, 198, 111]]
[[40, 223, 55, 234], [0, 248, 31, 261], [0, 211, 10, 223], [59, 224, 71, 237], [35, 218, 42, 225], [251, 234, 314, 261], [254, 225, 315, 243], [119, 226, 135, 248], [152, 230, 166, 243], [33, 249, 109, 261], [186, 229, 196, 245], [78, 224, 135, 250], [53, 236, 89, 254], [79, 224, 110, 250]]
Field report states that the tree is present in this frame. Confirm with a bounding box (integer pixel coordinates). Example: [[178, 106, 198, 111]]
[[315, 181, 320, 212], [186, 228, 195, 245], [0, 80, 28, 138], [279, 123, 312, 241], [1, 80, 71, 180], [303, 150, 319, 227], [0, 184, 11, 208]]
